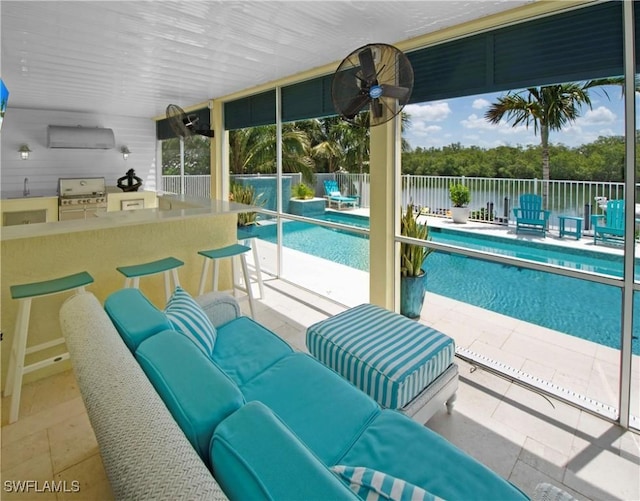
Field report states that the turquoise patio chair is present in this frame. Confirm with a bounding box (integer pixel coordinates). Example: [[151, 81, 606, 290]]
[[592, 199, 625, 245], [512, 194, 550, 236], [323, 180, 359, 210]]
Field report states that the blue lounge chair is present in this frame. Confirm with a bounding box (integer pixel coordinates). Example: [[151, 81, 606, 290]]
[[323, 180, 359, 210], [512, 194, 550, 236], [592, 199, 625, 245]]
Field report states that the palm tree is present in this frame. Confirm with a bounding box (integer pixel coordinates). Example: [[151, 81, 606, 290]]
[[485, 83, 597, 201], [228, 124, 315, 183], [486, 78, 640, 191], [299, 118, 344, 173]]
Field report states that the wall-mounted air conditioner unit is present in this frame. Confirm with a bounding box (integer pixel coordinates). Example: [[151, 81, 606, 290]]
[[47, 125, 115, 149]]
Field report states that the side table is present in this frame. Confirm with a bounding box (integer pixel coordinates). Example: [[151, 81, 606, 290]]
[[558, 215, 583, 240]]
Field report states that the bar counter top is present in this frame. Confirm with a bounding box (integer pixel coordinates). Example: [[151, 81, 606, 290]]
[[1, 194, 255, 385], [1, 195, 256, 241]]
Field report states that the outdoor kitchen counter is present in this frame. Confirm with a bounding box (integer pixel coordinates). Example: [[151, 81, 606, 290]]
[[0, 194, 60, 225], [0, 194, 253, 240], [1, 195, 258, 385]]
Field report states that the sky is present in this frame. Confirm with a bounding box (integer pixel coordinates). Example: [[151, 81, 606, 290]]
[[402, 85, 631, 151]]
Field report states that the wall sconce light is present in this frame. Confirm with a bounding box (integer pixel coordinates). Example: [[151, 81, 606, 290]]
[[121, 146, 130, 160], [19, 144, 31, 160]]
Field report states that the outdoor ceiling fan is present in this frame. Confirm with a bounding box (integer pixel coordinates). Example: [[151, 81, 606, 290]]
[[331, 43, 414, 127], [166, 104, 214, 138]]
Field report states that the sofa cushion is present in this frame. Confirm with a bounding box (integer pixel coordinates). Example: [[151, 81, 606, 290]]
[[104, 288, 172, 352], [135, 330, 245, 463], [241, 353, 380, 466], [331, 465, 439, 501], [339, 410, 528, 500], [211, 401, 360, 501], [212, 316, 293, 386], [165, 286, 217, 357]]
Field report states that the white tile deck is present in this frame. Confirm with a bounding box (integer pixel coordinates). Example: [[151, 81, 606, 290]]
[[249, 214, 640, 422], [245, 278, 640, 501], [2, 215, 638, 500], [2, 277, 638, 500]]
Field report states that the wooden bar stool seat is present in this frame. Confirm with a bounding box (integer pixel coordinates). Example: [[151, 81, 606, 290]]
[[117, 257, 184, 302], [4, 271, 94, 423], [198, 243, 256, 318]]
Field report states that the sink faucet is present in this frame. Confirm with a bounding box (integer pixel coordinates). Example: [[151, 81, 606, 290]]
[[23, 177, 30, 197]]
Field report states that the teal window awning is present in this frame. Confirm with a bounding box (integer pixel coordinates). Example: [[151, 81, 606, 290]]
[[220, 2, 631, 129], [409, 2, 624, 103], [282, 74, 336, 123], [224, 90, 276, 131]]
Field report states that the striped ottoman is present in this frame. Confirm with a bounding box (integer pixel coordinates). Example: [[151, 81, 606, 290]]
[[306, 304, 458, 422]]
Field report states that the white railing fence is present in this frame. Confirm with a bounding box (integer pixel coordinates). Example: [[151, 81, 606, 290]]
[[161, 175, 211, 198], [401, 176, 630, 230], [162, 173, 633, 229]]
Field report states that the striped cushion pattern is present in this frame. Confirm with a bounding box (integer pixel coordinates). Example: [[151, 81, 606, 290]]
[[306, 304, 454, 409], [165, 287, 217, 358], [331, 465, 441, 501]]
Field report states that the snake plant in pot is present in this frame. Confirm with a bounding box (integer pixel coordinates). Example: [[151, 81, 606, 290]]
[[400, 204, 434, 319], [230, 182, 263, 227]]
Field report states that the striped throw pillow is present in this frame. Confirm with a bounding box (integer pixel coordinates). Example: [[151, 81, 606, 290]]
[[165, 287, 216, 358], [331, 465, 441, 501]]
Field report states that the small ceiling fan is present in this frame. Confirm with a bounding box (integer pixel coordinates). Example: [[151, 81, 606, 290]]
[[166, 104, 214, 138], [332, 43, 413, 127]]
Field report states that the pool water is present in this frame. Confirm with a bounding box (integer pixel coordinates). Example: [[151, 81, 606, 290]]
[[255, 214, 640, 354]]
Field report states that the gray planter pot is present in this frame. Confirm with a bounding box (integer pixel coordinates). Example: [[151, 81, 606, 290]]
[[400, 270, 427, 319]]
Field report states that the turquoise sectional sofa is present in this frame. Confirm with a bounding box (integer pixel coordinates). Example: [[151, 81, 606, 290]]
[[68, 287, 529, 500]]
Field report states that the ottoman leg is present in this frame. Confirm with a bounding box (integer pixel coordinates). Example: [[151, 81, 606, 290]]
[[445, 392, 457, 414]]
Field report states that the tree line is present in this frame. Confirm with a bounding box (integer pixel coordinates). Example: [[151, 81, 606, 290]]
[[162, 78, 637, 183], [401, 135, 636, 182], [162, 126, 634, 183]]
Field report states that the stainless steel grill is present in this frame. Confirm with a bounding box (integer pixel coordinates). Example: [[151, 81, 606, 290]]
[[58, 177, 107, 221]]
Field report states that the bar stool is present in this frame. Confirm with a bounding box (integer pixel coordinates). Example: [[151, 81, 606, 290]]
[[4, 271, 94, 423], [116, 257, 184, 303], [198, 243, 256, 318], [237, 227, 265, 299]]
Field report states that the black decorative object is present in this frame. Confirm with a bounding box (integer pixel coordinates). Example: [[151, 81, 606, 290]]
[[117, 168, 142, 192]]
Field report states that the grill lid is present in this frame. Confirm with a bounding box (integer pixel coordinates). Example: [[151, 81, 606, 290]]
[[58, 177, 106, 198]]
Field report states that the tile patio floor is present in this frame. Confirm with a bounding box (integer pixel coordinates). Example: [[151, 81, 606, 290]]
[[255, 213, 640, 421], [2, 222, 639, 500]]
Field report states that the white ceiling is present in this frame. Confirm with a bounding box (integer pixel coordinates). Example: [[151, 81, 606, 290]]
[[1, 1, 532, 119]]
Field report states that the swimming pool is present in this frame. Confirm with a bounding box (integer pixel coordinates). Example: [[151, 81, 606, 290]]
[[255, 213, 640, 355]]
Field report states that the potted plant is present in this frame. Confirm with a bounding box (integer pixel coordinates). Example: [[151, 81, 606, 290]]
[[400, 204, 434, 319], [292, 183, 315, 200], [230, 182, 262, 227], [289, 182, 326, 216], [449, 183, 471, 223]]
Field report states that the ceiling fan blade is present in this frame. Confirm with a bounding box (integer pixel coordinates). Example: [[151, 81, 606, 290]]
[[195, 129, 215, 138], [379, 84, 410, 101], [184, 114, 199, 128], [334, 67, 361, 94], [343, 93, 371, 119], [358, 47, 377, 84]]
